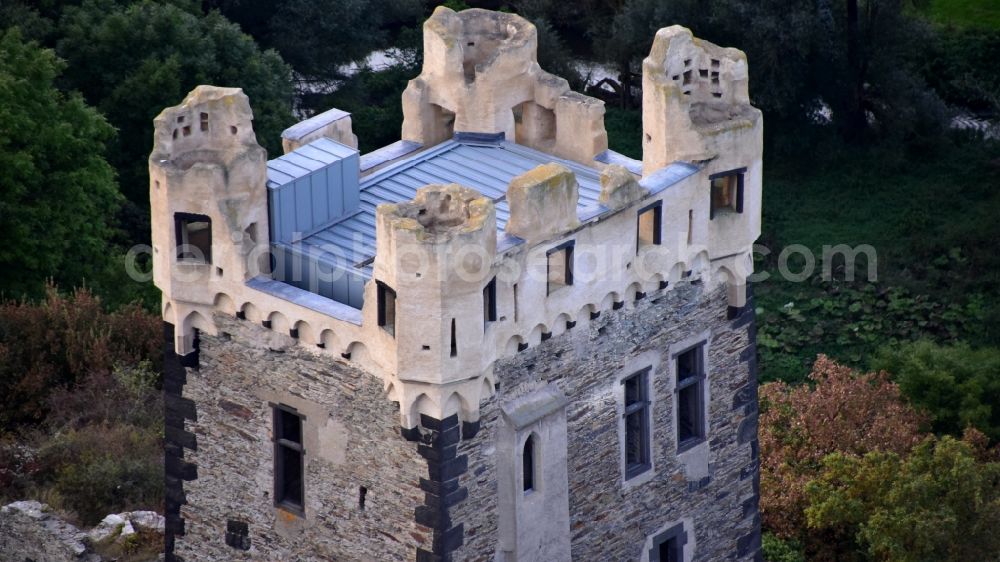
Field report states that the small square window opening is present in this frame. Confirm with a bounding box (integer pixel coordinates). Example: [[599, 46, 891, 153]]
[[637, 202, 663, 251], [377, 282, 397, 337], [547, 242, 574, 294]]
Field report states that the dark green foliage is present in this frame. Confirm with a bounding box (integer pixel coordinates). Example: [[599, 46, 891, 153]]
[[756, 281, 987, 384], [604, 107, 642, 159], [0, 287, 161, 430], [921, 26, 1000, 114], [54, 0, 294, 240], [0, 29, 122, 300], [753, 133, 1000, 382], [309, 61, 419, 153], [204, 0, 424, 83], [875, 340, 1000, 442], [269, 0, 422, 81], [762, 532, 807, 562]]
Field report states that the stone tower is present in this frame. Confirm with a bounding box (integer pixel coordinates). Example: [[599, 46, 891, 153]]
[[155, 8, 763, 561]]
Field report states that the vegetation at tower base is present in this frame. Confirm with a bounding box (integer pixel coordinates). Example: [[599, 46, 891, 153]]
[[0, 288, 163, 527]]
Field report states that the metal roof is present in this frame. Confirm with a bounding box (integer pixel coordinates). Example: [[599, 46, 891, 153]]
[[266, 137, 358, 187], [296, 137, 606, 277]]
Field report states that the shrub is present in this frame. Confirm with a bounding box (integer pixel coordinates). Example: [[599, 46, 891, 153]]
[[36, 423, 163, 526], [874, 340, 1000, 442], [806, 435, 1000, 562], [0, 287, 161, 430]]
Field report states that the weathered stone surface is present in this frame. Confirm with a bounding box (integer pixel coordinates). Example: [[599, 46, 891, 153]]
[[505, 163, 580, 244], [598, 164, 647, 210], [0, 501, 102, 561], [89, 513, 128, 544], [172, 315, 428, 561], [454, 282, 760, 561]]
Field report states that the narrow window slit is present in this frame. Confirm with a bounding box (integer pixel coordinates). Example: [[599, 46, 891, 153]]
[[450, 319, 457, 357]]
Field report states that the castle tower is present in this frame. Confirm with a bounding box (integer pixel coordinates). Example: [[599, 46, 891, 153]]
[[156, 10, 763, 562], [641, 26, 763, 308], [372, 183, 498, 428], [150, 86, 269, 354]]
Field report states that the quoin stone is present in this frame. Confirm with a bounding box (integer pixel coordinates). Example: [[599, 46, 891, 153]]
[[152, 7, 763, 561]]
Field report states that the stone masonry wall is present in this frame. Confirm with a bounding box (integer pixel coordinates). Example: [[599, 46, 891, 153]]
[[453, 280, 761, 561], [172, 314, 430, 561]]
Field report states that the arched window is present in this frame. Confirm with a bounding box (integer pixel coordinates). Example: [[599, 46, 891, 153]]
[[522, 435, 536, 492]]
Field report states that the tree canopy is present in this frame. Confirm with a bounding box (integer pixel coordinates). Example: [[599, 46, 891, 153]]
[[54, 0, 295, 240], [875, 340, 1000, 442], [0, 29, 121, 298], [806, 435, 1000, 562]]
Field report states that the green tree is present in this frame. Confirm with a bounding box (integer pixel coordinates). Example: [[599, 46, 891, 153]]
[[55, 0, 294, 240], [806, 435, 1000, 562], [0, 29, 122, 298], [875, 340, 1000, 442], [268, 0, 422, 82]]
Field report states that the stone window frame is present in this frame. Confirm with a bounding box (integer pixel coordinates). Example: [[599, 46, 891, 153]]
[[521, 431, 541, 494], [636, 200, 663, 252], [546, 240, 575, 294], [174, 212, 212, 264], [643, 520, 692, 562], [622, 367, 653, 480], [271, 403, 306, 516], [671, 339, 710, 454], [709, 167, 746, 219], [376, 281, 397, 337]]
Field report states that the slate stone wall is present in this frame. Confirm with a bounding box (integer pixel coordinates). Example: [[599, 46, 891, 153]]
[[452, 280, 761, 561], [171, 314, 430, 561], [171, 279, 759, 561]]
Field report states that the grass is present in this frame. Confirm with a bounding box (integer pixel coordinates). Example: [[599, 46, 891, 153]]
[[921, 0, 1000, 29]]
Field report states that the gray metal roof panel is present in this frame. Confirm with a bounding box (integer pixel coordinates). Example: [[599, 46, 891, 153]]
[[266, 137, 359, 188], [300, 138, 610, 280]]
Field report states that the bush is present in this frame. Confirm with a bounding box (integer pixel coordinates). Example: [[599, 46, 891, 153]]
[[762, 532, 806, 562], [38, 423, 163, 526], [874, 340, 1000, 442], [0, 287, 161, 430], [806, 435, 1000, 562]]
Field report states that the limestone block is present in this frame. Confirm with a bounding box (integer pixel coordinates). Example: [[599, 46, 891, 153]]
[[599, 165, 647, 210], [89, 513, 128, 544], [400, 6, 607, 164], [127, 511, 166, 534], [281, 107, 358, 153], [505, 163, 580, 243]]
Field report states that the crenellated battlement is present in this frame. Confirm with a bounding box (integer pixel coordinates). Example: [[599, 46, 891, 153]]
[[152, 11, 762, 431], [642, 25, 762, 174], [402, 7, 607, 165]]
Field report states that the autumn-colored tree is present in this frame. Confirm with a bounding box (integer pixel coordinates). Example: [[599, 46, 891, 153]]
[[759, 355, 926, 544], [806, 434, 1000, 562]]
